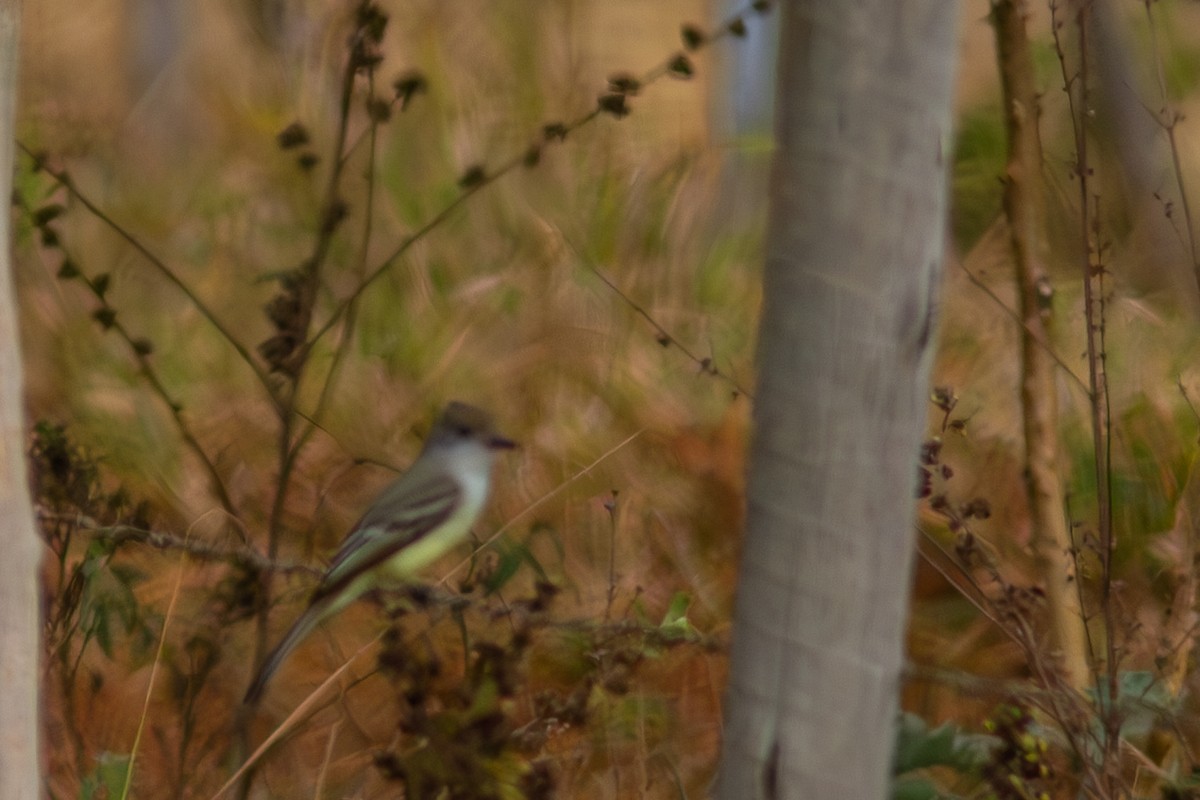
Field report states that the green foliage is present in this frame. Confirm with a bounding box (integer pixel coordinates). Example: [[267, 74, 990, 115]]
[[78, 752, 131, 800], [891, 778, 950, 800], [951, 108, 1006, 249], [370, 575, 709, 798], [77, 548, 157, 664], [480, 539, 543, 594], [601, 693, 671, 746], [894, 712, 996, 774], [30, 420, 101, 510], [1085, 671, 1179, 747], [655, 591, 697, 642], [1127, 2, 1200, 100], [476, 524, 561, 595], [1163, 45, 1200, 98], [1062, 394, 1194, 560], [31, 422, 158, 675], [374, 613, 550, 799], [891, 712, 996, 800]]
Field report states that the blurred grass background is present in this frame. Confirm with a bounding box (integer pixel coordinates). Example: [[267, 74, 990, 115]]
[[912, 2, 1200, 781], [18, 1, 762, 796], [15, 0, 1200, 797]]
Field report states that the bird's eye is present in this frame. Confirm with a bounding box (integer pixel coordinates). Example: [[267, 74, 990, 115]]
[[456, 426, 471, 437]]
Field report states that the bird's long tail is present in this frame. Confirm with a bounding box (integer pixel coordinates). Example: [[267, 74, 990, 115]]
[[243, 598, 332, 705]]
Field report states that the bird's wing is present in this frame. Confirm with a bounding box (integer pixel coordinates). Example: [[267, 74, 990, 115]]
[[311, 470, 461, 602]]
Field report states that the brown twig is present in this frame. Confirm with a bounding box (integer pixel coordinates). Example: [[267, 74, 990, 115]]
[[15, 142, 277, 404]]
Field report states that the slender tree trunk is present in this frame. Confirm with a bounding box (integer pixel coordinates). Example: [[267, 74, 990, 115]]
[[715, 3, 958, 798], [0, 4, 42, 799], [992, 0, 1089, 692]]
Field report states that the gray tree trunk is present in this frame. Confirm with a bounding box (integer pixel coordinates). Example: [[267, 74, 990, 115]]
[[715, 3, 958, 798], [0, 4, 40, 800]]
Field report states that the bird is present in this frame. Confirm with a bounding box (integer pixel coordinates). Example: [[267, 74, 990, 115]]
[[244, 401, 515, 703]]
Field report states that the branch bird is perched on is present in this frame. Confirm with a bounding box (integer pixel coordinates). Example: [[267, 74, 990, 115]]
[[244, 402, 515, 704]]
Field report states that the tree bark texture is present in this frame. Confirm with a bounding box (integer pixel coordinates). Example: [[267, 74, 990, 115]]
[[715, 2, 958, 798], [0, 3, 41, 799]]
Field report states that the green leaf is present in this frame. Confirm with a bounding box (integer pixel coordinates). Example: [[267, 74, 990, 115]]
[[110, 563, 148, 587], [77, 557, 157, 662], [890, 776, 942, 800], [658, 592, 696, 640], [482, 542, 527, 593], [85, 536, 118, 562], [90, 602, 113, 657], [481, 537, 549, 595], [79, 752, 130, 800], [893, 712, 995, 774], [1085, 670, 1177, 741], [663, 592, 689, 624]]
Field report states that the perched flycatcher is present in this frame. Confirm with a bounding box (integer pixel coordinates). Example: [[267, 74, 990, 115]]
[[244, 402, 515, 703]]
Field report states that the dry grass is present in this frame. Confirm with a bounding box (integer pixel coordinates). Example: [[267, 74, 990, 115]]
[[22, 0, 1200, 797], [19, 1, 761, 797]]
